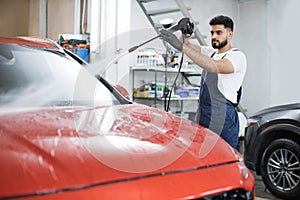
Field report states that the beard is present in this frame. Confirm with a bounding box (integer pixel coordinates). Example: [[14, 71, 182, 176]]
[[211, 39, 228, 49]]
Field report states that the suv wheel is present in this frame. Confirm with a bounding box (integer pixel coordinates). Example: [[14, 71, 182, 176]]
[[260, 138, 300, 199]]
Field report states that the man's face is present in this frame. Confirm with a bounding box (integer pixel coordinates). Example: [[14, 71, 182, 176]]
[[210, 25, 232, 49]]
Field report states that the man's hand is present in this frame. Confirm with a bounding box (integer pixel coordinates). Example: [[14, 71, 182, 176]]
[[160, 29, 183, 51]]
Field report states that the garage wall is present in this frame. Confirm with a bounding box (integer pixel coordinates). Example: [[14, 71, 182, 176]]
[[47, 0, 75, 40], [237, 0, 271, 116], [0, 0, 31, 37], [91, 0, 132, 92], [131, 0, 300, 116], [238, 0, 300, 115], [28, 0, 40, 36], [267, 0, 300, 107], [0, 0, 74, 40]]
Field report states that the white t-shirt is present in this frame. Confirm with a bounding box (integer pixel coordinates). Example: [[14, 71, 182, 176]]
[[201, 46, 247, 104]]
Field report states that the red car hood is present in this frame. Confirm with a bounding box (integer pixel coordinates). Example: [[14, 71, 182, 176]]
[[0, 104, 243, 199]]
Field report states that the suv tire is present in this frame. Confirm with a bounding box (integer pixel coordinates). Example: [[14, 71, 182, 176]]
[[260, 138, 300, 200]]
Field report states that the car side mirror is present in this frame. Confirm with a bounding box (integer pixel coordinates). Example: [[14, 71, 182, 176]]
[[113, 84, 130, 101]]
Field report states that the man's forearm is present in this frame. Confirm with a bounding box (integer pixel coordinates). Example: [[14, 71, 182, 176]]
[[182, 43, 219, 73], [185, 42, 201, 52]]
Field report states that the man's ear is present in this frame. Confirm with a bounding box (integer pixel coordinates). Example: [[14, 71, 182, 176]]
[[228, 30, 233, 39]]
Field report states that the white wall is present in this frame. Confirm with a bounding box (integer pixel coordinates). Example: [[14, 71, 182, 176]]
[[131, 0, 300, 116], [238, 0, 271, 116], [89, 0, 132, 92], [238, 0, 300, 115], [267, 0, 300, 106]]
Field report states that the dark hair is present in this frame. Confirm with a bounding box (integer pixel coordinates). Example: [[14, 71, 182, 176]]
[[209, 15, 234, 31]]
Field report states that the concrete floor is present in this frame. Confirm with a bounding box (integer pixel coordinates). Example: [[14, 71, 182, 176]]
[[252, 170, 282, 200]]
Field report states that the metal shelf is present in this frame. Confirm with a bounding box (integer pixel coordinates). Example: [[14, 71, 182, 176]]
[[133, 97, 198, 101], [131, 65, 200, 117], [130, 65, 197, 73]]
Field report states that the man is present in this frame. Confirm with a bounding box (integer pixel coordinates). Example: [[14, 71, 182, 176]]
[[160, 15, 246, 150]]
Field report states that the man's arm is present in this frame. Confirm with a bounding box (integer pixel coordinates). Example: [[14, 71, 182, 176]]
[[160, 29, 234, 74], [179, 36, 201, 52], [182, 43, 234, 74]]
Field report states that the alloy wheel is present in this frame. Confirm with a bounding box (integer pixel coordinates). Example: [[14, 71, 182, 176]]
[[267, 148, 300, 191]]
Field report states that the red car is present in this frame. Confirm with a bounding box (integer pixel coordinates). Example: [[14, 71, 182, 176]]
[[0, 37, 254, 199]]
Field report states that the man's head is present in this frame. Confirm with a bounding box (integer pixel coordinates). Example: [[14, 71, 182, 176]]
[[209, 15, 234, 50]]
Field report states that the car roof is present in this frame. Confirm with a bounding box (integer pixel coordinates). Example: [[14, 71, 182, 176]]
[[0, 36, 63, 51]]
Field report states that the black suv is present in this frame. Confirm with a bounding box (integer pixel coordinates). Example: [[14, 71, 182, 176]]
[[244, 103, 300, 200]]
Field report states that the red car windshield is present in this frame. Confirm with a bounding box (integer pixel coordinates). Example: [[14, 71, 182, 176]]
[[0, 44, 120, 107]]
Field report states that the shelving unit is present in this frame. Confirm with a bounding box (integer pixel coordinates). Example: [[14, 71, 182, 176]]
[[130, 65, 201, 120]]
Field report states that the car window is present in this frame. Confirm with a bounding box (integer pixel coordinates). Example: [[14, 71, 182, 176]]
[[0, 44, 120, 107]]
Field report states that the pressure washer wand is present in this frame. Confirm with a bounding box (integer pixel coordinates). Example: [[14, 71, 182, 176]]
[[128, 17, 192, 53], [128, 35, 160, 53]]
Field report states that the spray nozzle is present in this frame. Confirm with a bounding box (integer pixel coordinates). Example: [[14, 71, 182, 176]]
[[170, 17, 194, 37]]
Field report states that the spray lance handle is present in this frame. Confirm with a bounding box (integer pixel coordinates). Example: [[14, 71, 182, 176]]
[[170, 17, 194, 37]]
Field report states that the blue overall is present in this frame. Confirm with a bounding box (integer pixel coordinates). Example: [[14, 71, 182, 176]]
[[195, 51, 240, 150]]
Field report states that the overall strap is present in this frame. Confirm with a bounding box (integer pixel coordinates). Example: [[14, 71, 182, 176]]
[[211, 48, 242, 107], [211, 51, 217, 58], [220, 48, 239, 59]]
